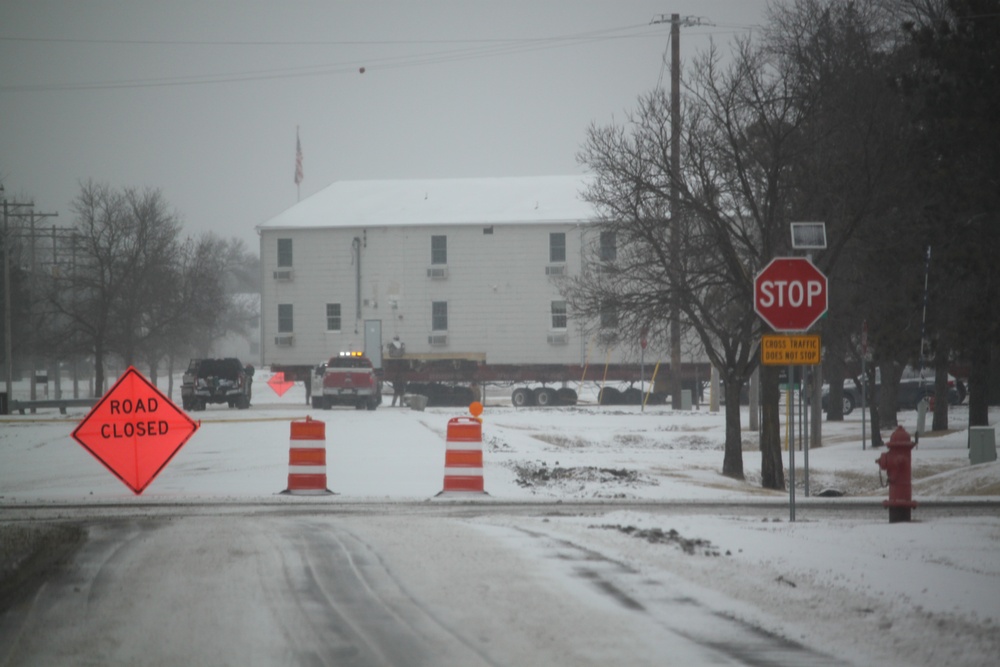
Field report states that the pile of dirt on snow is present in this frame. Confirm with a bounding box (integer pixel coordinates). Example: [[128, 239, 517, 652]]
[[595, 524, 723, 557], [510, 460, 657, 496]]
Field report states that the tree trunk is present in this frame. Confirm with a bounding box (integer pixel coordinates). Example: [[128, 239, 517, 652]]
[[866, 364, 884, 448], [759, 364, 785, 490], [878, 361, 901, 429], [824, 354, 846, 422], [93, 341, 106, 398], [722, 379, 745, 480], [968, 341, 990, 427], [932, 354, 949, 431], [167, 356, 175, 401]]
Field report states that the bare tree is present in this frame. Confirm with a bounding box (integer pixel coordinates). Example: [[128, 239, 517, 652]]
[[572, 0, 912, 488], [107, 187, 184, 369], [572, 34, 811, 486]]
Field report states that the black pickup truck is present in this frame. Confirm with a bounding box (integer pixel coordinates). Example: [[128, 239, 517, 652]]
[[181, 358, 254, 411]]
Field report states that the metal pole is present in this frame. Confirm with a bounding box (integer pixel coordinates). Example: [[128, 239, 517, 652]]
[[789, 363, 795, 521], [2, 195, 11, 402], [803, 367, 809, 497], [862, 321, 868, 450]]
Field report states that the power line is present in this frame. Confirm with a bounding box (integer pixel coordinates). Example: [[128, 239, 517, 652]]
[[0, 24, 652, 47], [0, 23, 694, 93]]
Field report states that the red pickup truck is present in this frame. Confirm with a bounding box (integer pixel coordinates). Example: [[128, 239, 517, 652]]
[[311, 352, 383, 410]]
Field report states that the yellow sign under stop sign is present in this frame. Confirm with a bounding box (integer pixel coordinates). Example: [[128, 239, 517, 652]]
[[761, 334, 821, 366]]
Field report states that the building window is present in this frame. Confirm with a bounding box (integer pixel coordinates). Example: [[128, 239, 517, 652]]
[[600, 231, 617, 262], [277, 238, 293, 267], [431, 235, 447, 265], [326, 303, 341, 331], [278, 304, 294, 333], [432, 301, 448, 331], [551, 301, 567, 329], [600, 301, 618, 329], [550, 232, 566, 263]]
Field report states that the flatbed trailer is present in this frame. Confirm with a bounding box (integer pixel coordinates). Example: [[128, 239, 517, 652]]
[[272, 356, 710, 408]]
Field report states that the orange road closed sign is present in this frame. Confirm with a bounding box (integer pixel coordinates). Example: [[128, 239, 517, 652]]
[[72, 366, 200, 495], [761, 334, 821, 366]]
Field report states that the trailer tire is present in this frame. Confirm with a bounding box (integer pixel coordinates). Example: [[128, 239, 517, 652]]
[[534, 387, 556, 407], [311, 396, 324, 409], [555, 387, 578, 406], [598, 387, 622, 405], [511, 387, 534, 407], [622, 388, 642, 405]]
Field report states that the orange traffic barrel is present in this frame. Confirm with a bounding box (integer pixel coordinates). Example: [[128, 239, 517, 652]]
[[282, 416, 333, 495], [437, 416, 488, 496]]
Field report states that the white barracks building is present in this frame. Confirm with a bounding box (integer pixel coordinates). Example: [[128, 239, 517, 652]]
[[255, 175, 674, 405]]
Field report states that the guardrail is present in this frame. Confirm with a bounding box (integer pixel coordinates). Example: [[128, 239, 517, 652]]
[[10, 398, 98, 415]]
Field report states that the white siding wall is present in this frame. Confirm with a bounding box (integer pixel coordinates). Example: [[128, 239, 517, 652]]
[[260, 222, 637, 368]]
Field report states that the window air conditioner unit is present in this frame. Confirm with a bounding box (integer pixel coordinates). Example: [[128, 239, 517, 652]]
[[547, 333, 569, 345], [428, 334, 448, 346], [273, 269, 294, 281], [426, 267, 448, 279], [274, 334, 294, 347], [545, 264, 566, 276]]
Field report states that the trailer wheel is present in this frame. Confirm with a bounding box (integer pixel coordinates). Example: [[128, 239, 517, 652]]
[[534, 387, 556, 407], [511, 387, 534, 407], [622, 387, 642, 405], [555, 388, 578, 406], [598, 387, 622, 405], [311, 396, 324, 409], [453, 387, 476, 407]]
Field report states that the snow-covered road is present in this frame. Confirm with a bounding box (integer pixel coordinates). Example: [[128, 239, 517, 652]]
[[1, 509, 852, 667]]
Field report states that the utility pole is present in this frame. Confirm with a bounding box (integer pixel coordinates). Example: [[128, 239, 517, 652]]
[[1, 189, 37, 401], [1, 188, 57, 405], [650, 13, 709, 409]]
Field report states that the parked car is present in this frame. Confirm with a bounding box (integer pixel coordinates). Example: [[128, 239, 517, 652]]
[[822, 366, 964, 415]]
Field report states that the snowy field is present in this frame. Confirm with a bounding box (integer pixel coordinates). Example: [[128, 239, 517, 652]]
[[2, 372, 999, 666]]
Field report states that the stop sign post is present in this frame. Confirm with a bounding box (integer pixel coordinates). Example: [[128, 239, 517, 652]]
[[754, 257, 828, 523], [754, 257, 828, 332]]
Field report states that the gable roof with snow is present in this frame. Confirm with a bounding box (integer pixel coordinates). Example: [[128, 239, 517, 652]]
[[257, 175, 596, 231]]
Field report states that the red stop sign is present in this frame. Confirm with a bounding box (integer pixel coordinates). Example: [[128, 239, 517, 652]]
[[754, 257, 828, 331]]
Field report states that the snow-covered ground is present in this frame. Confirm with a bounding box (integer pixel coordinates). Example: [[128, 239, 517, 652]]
[[2, 372, 998, 666]]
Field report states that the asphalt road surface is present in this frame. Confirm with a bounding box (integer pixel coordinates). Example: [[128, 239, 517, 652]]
[[0, 502, 884, 667]]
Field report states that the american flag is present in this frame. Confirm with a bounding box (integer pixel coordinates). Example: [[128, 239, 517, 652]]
[[294, 127, 303, 186]]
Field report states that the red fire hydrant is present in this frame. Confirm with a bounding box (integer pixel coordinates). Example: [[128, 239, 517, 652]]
[[876, 426, 918, 523]]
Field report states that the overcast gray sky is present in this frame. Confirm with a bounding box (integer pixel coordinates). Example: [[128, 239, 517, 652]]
[[1, 1, 772, 250]]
